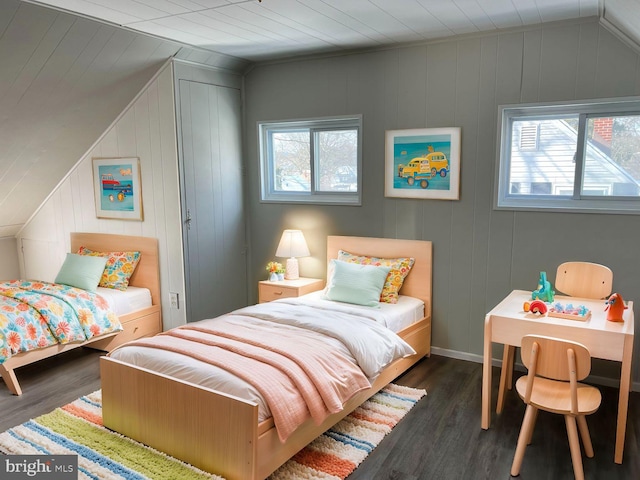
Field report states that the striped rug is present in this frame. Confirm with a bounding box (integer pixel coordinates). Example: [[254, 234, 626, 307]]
[[269, 383, 426, 479], [0, 384, 425, 480]]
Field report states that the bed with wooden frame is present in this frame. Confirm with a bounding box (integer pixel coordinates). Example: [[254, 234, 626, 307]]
[[0, 232, 161, 396], [100, 235, 432, 480]]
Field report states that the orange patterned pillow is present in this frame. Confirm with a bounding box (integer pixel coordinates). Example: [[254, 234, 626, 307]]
[[337, 250, 415, 304], [77, 246, 140, 291]]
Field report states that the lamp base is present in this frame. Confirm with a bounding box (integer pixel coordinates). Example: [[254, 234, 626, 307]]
[[284, 257, 299, 280]]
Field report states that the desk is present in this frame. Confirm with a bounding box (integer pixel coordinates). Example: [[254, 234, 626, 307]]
[[481, 290, 634, 464]]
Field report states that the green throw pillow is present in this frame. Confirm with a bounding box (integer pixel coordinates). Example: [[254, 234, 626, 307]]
[[55, 253, 107, 292], [324, 259, 391, 307]]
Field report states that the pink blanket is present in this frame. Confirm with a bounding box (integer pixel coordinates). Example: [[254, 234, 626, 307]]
[[128, 316, 371, 441]]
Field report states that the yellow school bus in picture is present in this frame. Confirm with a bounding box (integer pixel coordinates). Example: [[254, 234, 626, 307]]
[[398, 151, 449, 188]]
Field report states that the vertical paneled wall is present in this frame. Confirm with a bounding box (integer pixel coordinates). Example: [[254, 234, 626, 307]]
[[244, 19, 640, 386], [0, 238, 19, 280], [16, 62, 186, 330]]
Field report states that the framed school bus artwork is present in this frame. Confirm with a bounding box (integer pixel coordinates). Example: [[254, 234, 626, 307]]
[[93, 157, 143, 220], [385, 127, 461, 200]]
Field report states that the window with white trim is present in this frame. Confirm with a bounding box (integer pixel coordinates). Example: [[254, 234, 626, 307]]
[[495, 98, 640, 213], [259, 116, 362, 205]]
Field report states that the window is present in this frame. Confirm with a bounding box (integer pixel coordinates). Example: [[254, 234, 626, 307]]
[[496, 98, 640, 214], [259, 116, 362, 205]]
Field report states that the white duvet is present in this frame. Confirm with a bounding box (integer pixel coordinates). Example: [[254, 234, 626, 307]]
[[110, 297, 416, 422]]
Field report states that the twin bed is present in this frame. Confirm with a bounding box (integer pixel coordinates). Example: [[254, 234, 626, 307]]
[[0, 232, 161, 396], [100, 235, 433, 480]]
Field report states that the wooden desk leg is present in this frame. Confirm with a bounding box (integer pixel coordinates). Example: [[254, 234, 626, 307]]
[[482, 314, 492, 429], [614, 334, 633, 464], [497, 345, 515, 414], [506, 346, 514, 389]]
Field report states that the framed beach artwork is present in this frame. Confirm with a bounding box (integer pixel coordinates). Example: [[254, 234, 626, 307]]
[[385, 127, 461, 200], [92, 157, 143, 220]]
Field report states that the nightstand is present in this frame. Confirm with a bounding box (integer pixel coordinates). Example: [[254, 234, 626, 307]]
[[258, 277, 324, 303]]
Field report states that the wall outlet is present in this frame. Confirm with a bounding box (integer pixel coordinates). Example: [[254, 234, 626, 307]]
[[170, 292, 179, 309]]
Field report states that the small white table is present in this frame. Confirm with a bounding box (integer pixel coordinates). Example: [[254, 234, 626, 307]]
[[481, 290, 634, 464]]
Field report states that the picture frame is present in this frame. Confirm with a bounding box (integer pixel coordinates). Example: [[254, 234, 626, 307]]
[[385, 127, 461, 200], [92, 157, 143, 220]]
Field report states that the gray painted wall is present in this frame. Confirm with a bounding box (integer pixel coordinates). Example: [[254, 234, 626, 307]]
[[244, 18, 640, 385]]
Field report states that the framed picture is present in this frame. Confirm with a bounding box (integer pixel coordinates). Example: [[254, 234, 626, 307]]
[[92, 157, 143, 220], [385, 127, 461, 200]]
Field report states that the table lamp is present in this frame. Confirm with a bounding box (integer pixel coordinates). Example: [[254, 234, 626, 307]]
[[275, 229, 310, 280]]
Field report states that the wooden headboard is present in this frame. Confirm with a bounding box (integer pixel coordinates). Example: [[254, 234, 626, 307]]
[[70, 232, 160, 306], [326, 235, 433, 319]]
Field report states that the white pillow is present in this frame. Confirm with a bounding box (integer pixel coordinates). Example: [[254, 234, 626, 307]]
[[324, 259, 391, 307]]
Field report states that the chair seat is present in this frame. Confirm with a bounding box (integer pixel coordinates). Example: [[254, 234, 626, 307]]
[[516, 376, 601, 415]]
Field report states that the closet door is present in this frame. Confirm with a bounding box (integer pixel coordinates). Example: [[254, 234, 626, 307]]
[[179, 80, 247, 322]]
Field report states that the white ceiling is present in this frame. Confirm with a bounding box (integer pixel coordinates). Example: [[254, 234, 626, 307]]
[[23, 0, 640, 63]]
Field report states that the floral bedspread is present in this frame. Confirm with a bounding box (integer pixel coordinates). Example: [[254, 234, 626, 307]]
[[0, 280, 122, 364]]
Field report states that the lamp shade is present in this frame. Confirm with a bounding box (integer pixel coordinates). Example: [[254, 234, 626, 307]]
[[275, 230, 310, 259]]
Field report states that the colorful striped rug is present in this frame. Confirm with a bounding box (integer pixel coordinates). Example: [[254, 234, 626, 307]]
[[0, 384, 425, 480]]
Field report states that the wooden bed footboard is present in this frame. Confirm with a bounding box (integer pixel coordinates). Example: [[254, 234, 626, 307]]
[[101, 315, 430, 480], [0, 331, 120, 396], [101, 357, 260, 479]]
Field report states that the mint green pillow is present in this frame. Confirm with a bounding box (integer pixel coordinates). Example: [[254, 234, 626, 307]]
[[55, 253, 107, 292], [324, 259, 391, 307]]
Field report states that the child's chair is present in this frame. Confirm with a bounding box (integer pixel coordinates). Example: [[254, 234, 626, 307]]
[[510, 335, 602, 480]]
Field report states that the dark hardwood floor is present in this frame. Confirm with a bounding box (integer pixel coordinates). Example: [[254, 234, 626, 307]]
[[0, 348, 103, 432], [1, 350, 638, 479], [353, 355, 640, 480]]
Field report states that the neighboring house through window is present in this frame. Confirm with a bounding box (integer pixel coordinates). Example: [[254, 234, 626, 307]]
[[259, 116, 362, 205], [496, 98, 640, 213]]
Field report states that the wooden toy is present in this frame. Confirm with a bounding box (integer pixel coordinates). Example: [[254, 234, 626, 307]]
[[532, 271, 555, 303], [605, 292, 627, 322], [524, 299, 548, 315], [548, 302, 591, 321]]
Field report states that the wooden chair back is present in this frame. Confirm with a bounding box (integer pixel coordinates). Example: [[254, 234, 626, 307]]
[[521, 335, 592, 416], [521, 335, 592, 382], [555, 261, 613, 299]]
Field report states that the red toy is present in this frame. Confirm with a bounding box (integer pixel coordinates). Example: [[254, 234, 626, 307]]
[[605, 292, 627, 322], [524, 299, 548, 315]]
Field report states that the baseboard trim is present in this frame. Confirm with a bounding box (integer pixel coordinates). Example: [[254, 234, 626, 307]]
[[430, 346, 640, 392]]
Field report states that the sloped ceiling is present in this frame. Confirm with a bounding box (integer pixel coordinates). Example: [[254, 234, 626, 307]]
[[0, 0, 185, 237], [2, 0, 640, 238], [24, 0, 640, 62]]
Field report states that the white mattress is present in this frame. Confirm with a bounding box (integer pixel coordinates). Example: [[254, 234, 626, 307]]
[[96, 286, 152, 316], [110, 294, 424, 422], [298, 290, 424, 332]]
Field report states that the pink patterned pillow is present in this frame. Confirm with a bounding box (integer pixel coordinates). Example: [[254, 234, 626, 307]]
[[337, 250, 415, 304]]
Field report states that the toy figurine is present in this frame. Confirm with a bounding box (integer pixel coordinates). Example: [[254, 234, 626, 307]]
[[532, 271, 555, 303], [605, 292, 627, 322]]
